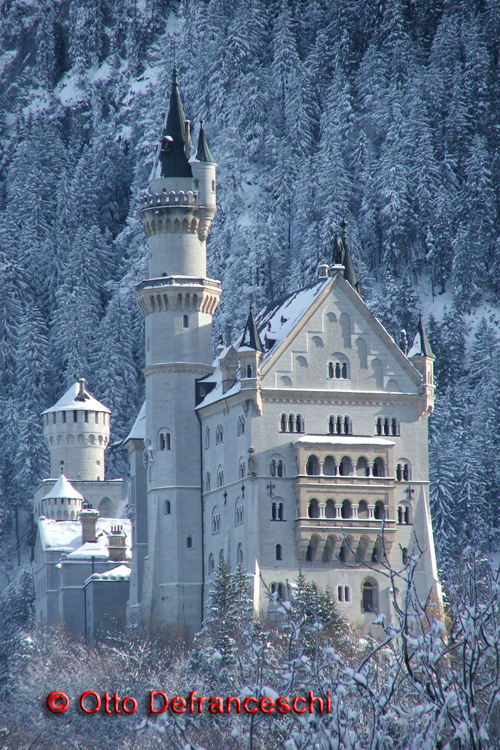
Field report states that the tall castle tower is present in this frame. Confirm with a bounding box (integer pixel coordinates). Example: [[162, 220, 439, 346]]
[[136, 67, 220, 630]]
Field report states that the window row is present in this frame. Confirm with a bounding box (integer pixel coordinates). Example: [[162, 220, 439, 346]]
[[280, 413, 305, 433], [328, 415, 352, 435], [205, 415, 245, 449], [306, 454, 387, 477], [307, 498, 388, 520], [328, 361, 348, 379], [376, 417, 400, 437], [46, 434, 108, 447], [44, 411, 109, 426]]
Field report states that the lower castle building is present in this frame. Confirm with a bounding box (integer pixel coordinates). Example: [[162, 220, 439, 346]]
[[32, 67, 442, 640]]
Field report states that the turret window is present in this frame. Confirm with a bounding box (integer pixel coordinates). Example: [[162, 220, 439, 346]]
[[85, 411, 89, 423], [187, 536, 193, 549], [396, 461, 411, 481], [164, 500, 171, 515]]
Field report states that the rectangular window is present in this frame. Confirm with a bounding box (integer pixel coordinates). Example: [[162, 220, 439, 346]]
[[52, 413, 56, 425], [95, 412, 99, 424], [85, 411, 89, 423], [73, 411, 78, 423], [62, 412, 66, 424]]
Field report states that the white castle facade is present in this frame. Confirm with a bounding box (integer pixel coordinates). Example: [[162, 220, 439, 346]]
[[32, 68, 441, 638]]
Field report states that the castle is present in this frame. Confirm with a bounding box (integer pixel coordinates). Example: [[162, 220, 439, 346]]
[[32, 67, 441, 638]]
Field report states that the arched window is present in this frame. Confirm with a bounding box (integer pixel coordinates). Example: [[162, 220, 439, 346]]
[[391, 418, 400, 436], [306, 455, 320, 476], [398, 504, 411, 524], [358, 500, 368, 519], [341, 499, 352, 519], [187, 536, 193, 548], [272, 502, 277, 521], [270, 460, 276, 477], [396, 460, 411, 481], [277, 460, 284, 477], [183, 314, 189, 328], [211, 507, 221, 535], [325, 499, 335, 518], [158, 430, 171, 451], [205, 427, 210, 449], [356, 457, 369, 477], [375, 417, 382, 436], [216, 424, 223, 444], [306, 535, 319, 562], [323, 455, 336, 476], [328, 355, 349, 379], [276, 544, 282, 561], [288, 414, 295, 433], [239, 459, 246, 479], [339, 456, 353, 476], [208, 554, 215, 574], [296, 414, 305, 433], [205, 472, 211, 492], [237, 543, 243, 564], [237, 415, 245, 436], [217, 467, 224, 488], [344, 416, 352, 435], [362, 579, 378, 613], [338, 585, 350, 602], [308, 499, 320, 518], [280, 413, 287, 432], [246, 365, 253, 378], [372, 458, 385, 477], [278, 501, 284, 520], [374, 501, 385, 520], [164, 500, 171, 515], [402, 547, 409, 564], [235, 500, 244, 526]]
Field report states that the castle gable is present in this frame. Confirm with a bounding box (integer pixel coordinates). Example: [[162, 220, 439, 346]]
[[260, 274, 421, 394]]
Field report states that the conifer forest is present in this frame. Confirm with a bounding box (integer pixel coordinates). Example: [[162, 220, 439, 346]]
[[1, 0, 500, 747]]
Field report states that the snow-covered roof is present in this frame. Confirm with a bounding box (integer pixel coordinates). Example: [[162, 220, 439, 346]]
[[292, 436, 396, 447], [255, 280, 330, 362], [43, 382, 110, 415], [85, 564, 131, 585], [38, 517, 132, 559], [125, 402, 146, 442], [42, 474, 84, 501]]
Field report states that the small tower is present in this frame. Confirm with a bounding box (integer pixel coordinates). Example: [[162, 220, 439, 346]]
[[39, 474, 84, 521], [107, 526, 128, 563], [42, 379, 111, 481], [408, 315, 435, 416], [238, 305, 264, 415]]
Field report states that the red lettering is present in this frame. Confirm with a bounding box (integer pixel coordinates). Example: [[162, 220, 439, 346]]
[[103, 692, 112, 714], [149, 691, 168, 713], [197, 696, 207, 713], [292, 697, 307, 714], [113, 692, 121, 714], [243, 697, 258, 714], [276, 696, 291, 714], [327, 691, 331, 713], [80, 691, 101, 714], [308, 691, 323, 714], [171, 697, 186, 714], [208, 697, 223, 714], [122, 697, 137, 714], [189, 691, 197, 713], [226, 697, 241, 714], [259, 697, 275, 714]]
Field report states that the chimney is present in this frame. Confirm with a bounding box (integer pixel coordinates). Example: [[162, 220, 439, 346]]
[[108, 525, 128, 562], [75, 377, 88, 402], [79, 506, 99, 543]]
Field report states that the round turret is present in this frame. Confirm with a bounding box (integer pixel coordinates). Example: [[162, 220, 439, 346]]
[[42, 379, 110, 481], [39, 474, 84, 521]]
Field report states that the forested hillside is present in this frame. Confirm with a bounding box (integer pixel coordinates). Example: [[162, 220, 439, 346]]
[[0, 0, 499, 566]]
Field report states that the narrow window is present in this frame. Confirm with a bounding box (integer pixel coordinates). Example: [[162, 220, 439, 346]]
[[328, 362, 334, 379], [272, 502, 277, 521], [396, 464, 402, 482], [165, 433, 171, 450], [95, 412, 99, 424], [288, 414, 295, 433], [280, 414, 287, 432], [276, 544, 282, 561], [403, 463, 409, 481], [362, 581, 376, 612], [270, 460, 276, 477], [73, 411, 78, 423], [52, 412, 56, 425], [338, 585, 344, 602], [187, 536, 193, 549], [237, 544, 243, 564], [376, 417, 382, 436], [205, 472, 211, 492], [384, 417, 390, 436], [211, 179, 215, 192], [404, 506, 410, 524], [337, 415, 342, 434], [85, 411, 89, 423], [391, 418, 398, 436], [246, 365, 252, 378], [205, 428, 210, 449], [159, 434, 165, 451], [344, 586, 350, 602], [402, 547, 408, 564], [183, 315, 189, 328], [277, 460, 284, 478], [341, 362, 347, 379], [164, 500, 171, 515], [329, 416, 334, 434], [278, 502, 284, 521], [335, 362, 341, 378], [398, 506, 403, 524], [208, 554, 215, 574]]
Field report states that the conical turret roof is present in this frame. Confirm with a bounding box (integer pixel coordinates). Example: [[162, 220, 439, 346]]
[[195, 121, 215, 163], [158, 66, 193, 178], [240, 306, 263, 352], [42, 474, 84, 501], [42, 380, 110, 415]]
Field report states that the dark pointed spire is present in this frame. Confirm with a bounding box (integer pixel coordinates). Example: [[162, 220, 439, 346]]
[[417, 314, 434, 358], [196, 119, 215, 162], [240, 304, 263, 352], [159, 66, 193, 178], [335, 217, 361, 296]]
